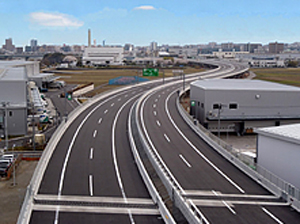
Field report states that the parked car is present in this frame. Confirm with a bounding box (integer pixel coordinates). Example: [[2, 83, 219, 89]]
[[0, 160, 11, 177], [0, 154, 17, 163]]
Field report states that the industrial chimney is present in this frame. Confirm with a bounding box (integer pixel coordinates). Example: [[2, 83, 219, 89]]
[[88, 29, 91, 47]]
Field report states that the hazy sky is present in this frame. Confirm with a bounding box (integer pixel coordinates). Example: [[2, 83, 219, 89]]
[[1, 0, 300, 46]]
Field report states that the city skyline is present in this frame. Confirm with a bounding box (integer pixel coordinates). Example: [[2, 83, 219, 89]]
[[1, 0, 300, 46]]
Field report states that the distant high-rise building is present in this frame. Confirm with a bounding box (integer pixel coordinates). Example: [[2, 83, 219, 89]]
[[150, 41, 158, 51], [30, 39, 38, 52], [269, 42, 284, 54], [124, 43, 134, 52], [2, 38, 15, 52], [221, 42, 234, 51], [15, 47, 23, 54]]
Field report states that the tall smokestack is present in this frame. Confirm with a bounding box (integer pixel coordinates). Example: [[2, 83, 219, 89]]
[[88, 29, 91, 47]]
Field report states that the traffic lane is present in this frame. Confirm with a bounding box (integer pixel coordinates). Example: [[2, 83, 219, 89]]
[[142, 94, 244, 194], [62, 93, 132, 196], [38, 106, 92, 195], [197, 204, 284, 224], [30, 211, 163, 224], [38, 87, 136, 195], [263, 205, 300, 223], [164, 91, 272, 195], [115, 97, 151, 198]]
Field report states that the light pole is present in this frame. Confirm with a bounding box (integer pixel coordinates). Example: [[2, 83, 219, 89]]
[[12, 144, 16, 186], [2, 102, 9, 150]]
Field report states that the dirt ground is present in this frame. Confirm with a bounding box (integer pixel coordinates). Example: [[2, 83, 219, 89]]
[[0, 160, 38, 224]]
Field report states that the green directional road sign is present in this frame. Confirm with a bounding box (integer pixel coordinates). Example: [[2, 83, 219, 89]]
[[191, 101, 195, 106], [143, 68, 159, 77]]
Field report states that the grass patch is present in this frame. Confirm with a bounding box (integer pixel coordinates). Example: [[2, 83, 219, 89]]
[[54, 67, 205, 97], [251, 68, 300, 87]]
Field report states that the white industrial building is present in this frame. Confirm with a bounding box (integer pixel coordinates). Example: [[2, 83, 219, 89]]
[[249, 57, 285, 68], [255, 124, 300, 189], [82, 47, 124, 66], [0, 67, 28, 136], [190, 79, 300, 134], [0, 61, 52, 137]]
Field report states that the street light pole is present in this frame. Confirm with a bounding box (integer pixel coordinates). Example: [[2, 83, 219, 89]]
[[2, 102, 9, 150], [12, 144, 16, 186], [217, 103, 222, 139]]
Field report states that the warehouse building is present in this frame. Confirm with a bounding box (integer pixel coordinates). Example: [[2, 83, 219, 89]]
[[255, 124, 300, 189], [82, 47, 124, 66], [0, 61, 52, 137], [0, 67, 28, 136], [190, 79, 300, 134]]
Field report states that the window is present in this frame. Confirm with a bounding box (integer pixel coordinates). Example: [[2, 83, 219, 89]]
[[229, 103, 238, 110], [213, 103, 221, 109], [201, 103, 204, 108], [9, 111, 13, 117]]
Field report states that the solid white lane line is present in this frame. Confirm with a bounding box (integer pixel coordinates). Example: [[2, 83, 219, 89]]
[[111, 103, 114, 107], [104, 109, 108, 114], [89, 175, 94, 197], [112, 96, 140, 224], [153, 111, 157, 116], [156, 120, 161, 127], [155, 99, 158, 102], [90, 148, 94, 160], [164, 134, 170, 142], [153, 104, 156, 108], [93, 130, 97, 138], [158, 95, 161, 98], [212, 190, 236, 215], [98, 118, 102, 124], [165, 91, 245, 194], [179, 154, 192, 168], [262, 207, 284, 224]]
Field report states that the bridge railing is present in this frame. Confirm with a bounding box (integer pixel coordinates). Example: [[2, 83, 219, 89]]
[[177, 89, 300, 213], [128, 102, 176, 224]]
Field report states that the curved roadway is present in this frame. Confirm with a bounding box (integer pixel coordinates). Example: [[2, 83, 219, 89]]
[[137, 68, 300, 223], [22, 59, 254, 224]]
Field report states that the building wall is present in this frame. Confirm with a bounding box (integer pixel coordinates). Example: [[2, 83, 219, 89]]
[[190, 82, 300, 132], [0, 81, 27, 105], [257, 134, 300, 189], [82, 47, 124, 65]]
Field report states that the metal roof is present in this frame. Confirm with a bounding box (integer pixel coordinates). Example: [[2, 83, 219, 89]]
[[256, 124, 300, 145], [0, 67, 27, 81], [191, 79, 300, 92]]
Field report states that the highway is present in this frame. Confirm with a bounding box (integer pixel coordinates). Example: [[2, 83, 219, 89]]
[[29, 83, 165, 224], [136, 70, 300, 223], [19, 59, 296, 224]]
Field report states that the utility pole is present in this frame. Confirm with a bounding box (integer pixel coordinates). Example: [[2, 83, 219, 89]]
[[217, 103, 222, 139], [32, 103, 36, 151], [12, 144, 16, 186], [2, 102, 9, 150]]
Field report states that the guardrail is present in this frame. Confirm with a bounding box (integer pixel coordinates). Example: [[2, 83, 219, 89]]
[[176, 89, 300, 213], [128, 102, 176, 224]]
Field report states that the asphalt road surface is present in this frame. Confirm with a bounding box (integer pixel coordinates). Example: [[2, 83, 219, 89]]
[[137, 78, 300, 223]]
